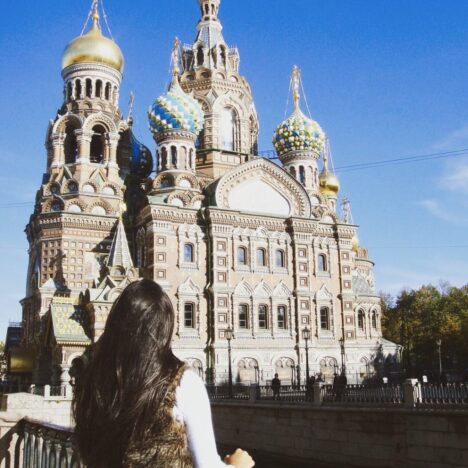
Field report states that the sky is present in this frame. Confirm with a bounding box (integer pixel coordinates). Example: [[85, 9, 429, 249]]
[[0, 0, 467, 338]]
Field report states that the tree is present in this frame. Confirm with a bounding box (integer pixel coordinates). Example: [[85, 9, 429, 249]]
[[381, 284, 468, 378]]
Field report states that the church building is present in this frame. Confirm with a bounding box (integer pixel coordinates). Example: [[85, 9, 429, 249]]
[[14, 0, 400, 387]]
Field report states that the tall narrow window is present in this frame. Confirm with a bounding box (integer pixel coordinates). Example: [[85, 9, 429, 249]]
[[197, 46, 204, 66], [318, 254, 327, 272], [257, 248, 266, 267], [67, 82, 73, 101], [320, 307, 330, 330], [75, 79, 82, 99], [275, 250, 285, 268], [90, 125, 105, 164], [64, 125, 78, 164], [95, 80, 103, 98], [184, 243, 194, 263], [221, 108, 236, 151], [184, 303, 194, 328], [290, 167, 296, 179], [238, 246, 247, 266], [86, 79, 92, 98], [372, 311, 377, 329], [105, 82, 111, 100], [258, 305, 268, 329], [277, 306, 287, 329], [171, 146, 177, 167], [161, 147, 168, 170], [299, 166, 306, 185], [358, 310, 365, 330], [239, 304, 249, 329]]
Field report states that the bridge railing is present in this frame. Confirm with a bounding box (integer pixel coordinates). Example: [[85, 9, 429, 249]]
[[418, 382, 468, 406]]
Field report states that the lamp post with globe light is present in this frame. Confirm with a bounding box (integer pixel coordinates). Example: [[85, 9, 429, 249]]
[[302, 327, 311, 383], [225, 327, 233, 398]]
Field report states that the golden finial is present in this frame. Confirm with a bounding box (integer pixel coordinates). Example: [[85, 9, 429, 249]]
[[91, 0, 100, 29], [292, 65, 301, 111], [322, 137, 330, 173], [172, 37, 181, 77], [127, 92, 135, 126]]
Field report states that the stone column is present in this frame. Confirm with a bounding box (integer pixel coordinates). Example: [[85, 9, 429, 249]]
[[75, 129, 93, 163], [51, 133, 65, 168]]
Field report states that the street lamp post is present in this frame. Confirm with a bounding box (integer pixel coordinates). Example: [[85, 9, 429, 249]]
[[339, 337, 346, 374], [436, 339, 442, 378], [225, 327, 233, 398], [302, 327, 311, 383]]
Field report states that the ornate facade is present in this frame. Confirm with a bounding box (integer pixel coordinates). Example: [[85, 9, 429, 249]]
[[16, 0, 400, 387]]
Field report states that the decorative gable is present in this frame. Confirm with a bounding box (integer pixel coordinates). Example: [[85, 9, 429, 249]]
[[213, 158, 311, 217]]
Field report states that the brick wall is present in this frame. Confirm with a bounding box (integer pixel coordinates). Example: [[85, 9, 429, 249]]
[[212, 402, 468, 468]]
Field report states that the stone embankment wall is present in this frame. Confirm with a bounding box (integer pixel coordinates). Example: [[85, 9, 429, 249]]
[[212, 402, 468, 468]]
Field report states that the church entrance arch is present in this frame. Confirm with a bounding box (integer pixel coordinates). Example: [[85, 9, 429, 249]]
[[319, 357, 338, 384], [237, 358, 259, 385], [274, 357, 295, 385]]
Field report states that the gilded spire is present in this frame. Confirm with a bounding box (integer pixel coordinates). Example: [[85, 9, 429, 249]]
[[292, 65, 301, 111], [322, 137, 330, 173], [172, 37, 181, 77]]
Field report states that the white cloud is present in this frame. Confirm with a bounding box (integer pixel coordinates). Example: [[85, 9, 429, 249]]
[[416, 199, 463, 224], [439, 161, 468, 194], [433, 123, 468, 150]]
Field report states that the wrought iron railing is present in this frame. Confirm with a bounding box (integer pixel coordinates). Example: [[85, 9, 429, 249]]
[[322, 384, 404, 404], [418, 383, 468, 405], [206, 385, 250, 400]]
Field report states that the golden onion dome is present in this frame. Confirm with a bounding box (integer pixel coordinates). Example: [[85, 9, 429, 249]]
[[319, 169, 340, 196], [62, 13, 124, 73], [351, 233, 360, 252]]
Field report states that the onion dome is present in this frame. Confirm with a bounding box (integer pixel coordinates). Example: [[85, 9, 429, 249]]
[[62, 4, 124, 73], [130, 133, 153, 179], [148, 78, 204, 136], [273, 66, 325, 157], [319, 170, 340, 196], [319, 139, 340, 196], [273, 110, 325, 156]]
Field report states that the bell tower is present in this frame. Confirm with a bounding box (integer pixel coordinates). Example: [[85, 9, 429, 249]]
[[179, 0, 259, 178], [21, 0, 151, 385]]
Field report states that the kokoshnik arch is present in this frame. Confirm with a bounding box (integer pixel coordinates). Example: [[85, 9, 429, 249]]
[[12, 0, 400, 387]]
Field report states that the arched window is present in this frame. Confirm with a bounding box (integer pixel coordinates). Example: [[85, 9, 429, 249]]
[[105, 82, 111, 100], [299, 166, 306, 185], [64, 125, 78, 164], [75, 79, 82, 99], [221, 108, 236, 151], [220, 45, 227, 68], [238, 246, 247, 266], [318, 254, 327, 272], [184, 243, 194, 263], [290, 167, 296, 179], [320, 307, 330, 330], [184, 303, 195, 328], [197, 46, 204, 66], [188, 149, 194, 170], [372, 311, 377, 329], [238, 304, 249, 329], [171, 146, 177, 167], [161, 147, 168, 170], [90, 125, 106, 163], [358, 309, 365, 330], [85, 79, 92, 98], [258, 304, 268, 329], [95, 80, 103, 98], [277, 306, 287, 329], [257, 248, 266, 267], [67, 82, 73, 101], [275, 250, 285, 268]]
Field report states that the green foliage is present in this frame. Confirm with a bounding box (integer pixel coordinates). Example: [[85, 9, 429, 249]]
[[381, 284, 468, 376]]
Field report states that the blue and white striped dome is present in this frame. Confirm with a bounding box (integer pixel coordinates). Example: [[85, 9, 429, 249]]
[[148, 81, 204, 136]]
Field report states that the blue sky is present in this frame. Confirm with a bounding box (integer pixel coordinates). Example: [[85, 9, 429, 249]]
[[0, 0, 467, 337]]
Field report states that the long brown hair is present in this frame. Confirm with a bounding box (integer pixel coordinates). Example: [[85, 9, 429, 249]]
[[73, 279, 183, 467]]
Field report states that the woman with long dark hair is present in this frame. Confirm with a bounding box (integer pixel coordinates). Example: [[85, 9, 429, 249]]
[[73, 279, 254, 467]]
